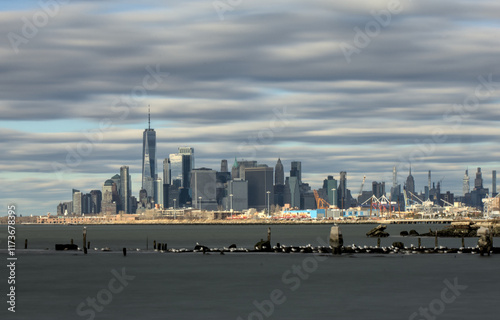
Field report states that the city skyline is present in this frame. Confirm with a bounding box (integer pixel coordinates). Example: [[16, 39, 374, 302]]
[[2, 1, 500, 215]]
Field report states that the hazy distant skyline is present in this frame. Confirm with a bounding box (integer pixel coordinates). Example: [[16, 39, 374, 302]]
[[1, 0, 500, 215]]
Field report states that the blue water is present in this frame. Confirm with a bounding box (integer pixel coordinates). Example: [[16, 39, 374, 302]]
[[0, 224, 498, 320]]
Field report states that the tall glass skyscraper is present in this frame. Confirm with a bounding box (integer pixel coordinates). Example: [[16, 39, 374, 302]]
[[142, 107, 156, 198]]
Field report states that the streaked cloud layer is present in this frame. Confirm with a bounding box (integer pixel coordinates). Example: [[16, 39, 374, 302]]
[[1, 0, 500, 215]]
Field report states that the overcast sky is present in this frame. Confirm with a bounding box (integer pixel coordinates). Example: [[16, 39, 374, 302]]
[[1, 0, 500, 216]]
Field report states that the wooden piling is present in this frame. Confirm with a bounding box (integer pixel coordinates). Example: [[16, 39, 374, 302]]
[[267, 227, 271, 243], [71, 238, 74, 245], [461, 237, 465, 248], [83, 227, 87, 255], [377, 237, 381, 248], [154, 240, 157, 250], [87, 241, 90, 249], [123, 248, 127, 256], [435, 231, 438, 248], [25, 239, 28, 249], [418, 238, 421, 249]]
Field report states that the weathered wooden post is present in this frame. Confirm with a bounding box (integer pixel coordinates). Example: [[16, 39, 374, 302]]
[[154, 240, 157, 250], [25, 239, 28, 249], [330, 225, 343, 255], [71, 238, 74, 245], [83, 227, 87, 255], [461, 237, 465, 248], [434, 231, 438, 248], [87, 241, 90, 249], [267, 227, 271, 243], [418, 237, 421, 249], [377, 237, 381, 248], [123, 248, 127, 256]]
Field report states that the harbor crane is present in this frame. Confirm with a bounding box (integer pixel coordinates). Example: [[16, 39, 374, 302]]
[[358, 175, 366, 198], [313, 190, 331, 210]]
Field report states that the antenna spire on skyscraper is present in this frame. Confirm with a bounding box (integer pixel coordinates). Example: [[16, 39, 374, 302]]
[[148, 105, 151, 130]]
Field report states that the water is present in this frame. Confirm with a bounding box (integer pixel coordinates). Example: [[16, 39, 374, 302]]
[[1, 224, 498, 320]]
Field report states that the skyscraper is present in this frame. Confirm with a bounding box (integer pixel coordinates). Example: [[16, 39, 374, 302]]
[[142, 106, 156, 198], [493, 170, 497, 195], [275, 158, 284, 185], [191, 168, 217, 210], [221, 159, 228, 173], [405, 166, 415, 195], [120, 166, 131, 213], [72, 189, 82, 215], [290, 161, 302, 184], [245, 166, 274, 210], [474, 167, 483, 190], [338, 171, 347, 209], [163, 158, 171, 185], [179, 147, 194, 170], [463, 169, 470, 196]]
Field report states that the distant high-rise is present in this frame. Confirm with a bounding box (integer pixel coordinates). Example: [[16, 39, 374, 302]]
[[245, 166, 274, 210], [163, 158, 171, 185], [191, 168, 217, 210], [179, 147, 195, 170], [338, 171, 347, 209], [89, 190, 102, 214], [290, 161, 302, 184], [120, 166, 131, 213], [221, 159, 228, 173], [474, 167, 483, 190], [72, 189, 82, 215], [142, 106, 156, 198], [463, 169, 470, 196], [392, 166, 397, 188], [493, 170, 497, 195], [275, 158, 284, 185], [405, 166, 415, 195]]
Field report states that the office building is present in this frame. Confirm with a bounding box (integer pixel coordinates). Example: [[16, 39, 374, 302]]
[[120, 166, 131, 213], [245, 166, 274, 211], [226, 179, 248, 212], [275, 158, 284, 185], [72, 189, 82, 215], [191, 168, 217, 210], [463, 169, 470, 196], [142, 107, 156, 198], [405, 166, 415, 195], [221, 159, 228, 173], [163, 158, 171, 185], [290, 161, 302, 184]]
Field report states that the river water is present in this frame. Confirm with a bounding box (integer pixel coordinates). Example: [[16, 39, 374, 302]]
[[0, 224, 498, 320]]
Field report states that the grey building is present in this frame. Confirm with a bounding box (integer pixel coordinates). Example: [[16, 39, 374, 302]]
[[245, 166, 274, 211], [290, 161, 302, 184], [275, 158, 284, 185], [221, 159, 228, 173], [191, 168, 218, 210], [142, 109, 156, 198], [120, 166, 131, 213], [163, 158, 171, 185], [405, 167, 415, 195], [72, 189, 82, 215], [289, 176, 300, 209], [225, 179, 248, 211], [89, 190, 102, 214]]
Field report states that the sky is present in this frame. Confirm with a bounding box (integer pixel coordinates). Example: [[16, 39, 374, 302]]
[[1, 0, 500, 216]]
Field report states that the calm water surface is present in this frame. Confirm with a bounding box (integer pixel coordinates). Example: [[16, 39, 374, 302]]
[[0, 224, 498, 320]]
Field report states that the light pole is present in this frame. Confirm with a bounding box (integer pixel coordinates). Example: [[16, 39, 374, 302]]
[[230, 194, 234, 217], [331, 188, 337, 219], [266, 191, 271, 215], [173, 199, 177, 219]]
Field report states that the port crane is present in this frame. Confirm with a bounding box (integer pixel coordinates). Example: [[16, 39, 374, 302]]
[[358, 175, 366, 198], [313, 190, 331, 210]]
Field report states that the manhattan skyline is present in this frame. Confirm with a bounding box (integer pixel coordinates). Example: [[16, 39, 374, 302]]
[[2, 1, 500, 215]]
